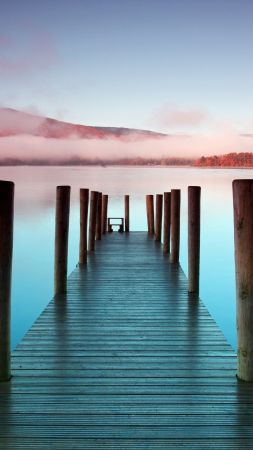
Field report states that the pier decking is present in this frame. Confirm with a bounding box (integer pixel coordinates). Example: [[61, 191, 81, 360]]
[[1, 232, 253, 449]]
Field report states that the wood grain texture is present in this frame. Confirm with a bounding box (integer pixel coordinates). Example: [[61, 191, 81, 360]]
[[163, 192, 171, 254], [54, 186, 70, 295], [146, 195, 154, 235], [188, 186, 201, 293], [102, 194, 108, 234], [0, 232, 252, 448], [96, 192, 102, 241], [170, 189, 180, 263], [79, 188, 89, 264], [0, 180, 14, 381], [88, 191, 98, 252], [155, 194, 163, 242], [124, 195, 129, 232], [233, 179, 253, 381]]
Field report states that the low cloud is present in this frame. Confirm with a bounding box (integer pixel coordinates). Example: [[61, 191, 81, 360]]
[[0, 128, 253, 163], [240, 133, 253, 138], [0, 107, 252, 161]]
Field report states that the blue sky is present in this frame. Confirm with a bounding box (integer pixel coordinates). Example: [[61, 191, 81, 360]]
[[1, 0, 253, 135]]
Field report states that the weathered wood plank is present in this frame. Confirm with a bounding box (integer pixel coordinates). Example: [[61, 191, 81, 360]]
[[0, 232, 252, 449]]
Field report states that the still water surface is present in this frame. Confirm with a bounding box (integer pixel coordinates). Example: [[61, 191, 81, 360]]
[[0, 166, 251, 351]]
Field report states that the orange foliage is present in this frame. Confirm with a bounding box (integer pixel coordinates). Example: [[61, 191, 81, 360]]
[[195, 152, 253, 167]]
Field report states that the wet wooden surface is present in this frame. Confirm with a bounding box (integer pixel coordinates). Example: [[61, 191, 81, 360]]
[[1, 232, 253, 449]]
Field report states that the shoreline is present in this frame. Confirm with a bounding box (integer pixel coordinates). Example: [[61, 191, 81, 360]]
[[0, 164, 252, 169]]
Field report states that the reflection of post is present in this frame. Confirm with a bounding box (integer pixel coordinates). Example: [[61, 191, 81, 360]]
[[155, 194, 163, 242], [102, 194, 108, 234], [170, 189, 180, 263], [0, 181, 14, 382], [163, 192, 171, 254], [96, 192, 102, 240], [54, 186, 71, 295], [125, 195, 130, 232], [79, 188, 89, 264], [88, 191, 98, 252], [233, 179, 253, 381], [146, 195, 154, 235], [188, 186, 201, 293]]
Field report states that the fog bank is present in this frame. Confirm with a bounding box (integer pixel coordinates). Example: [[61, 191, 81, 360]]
[[0, 130, 253, 163]]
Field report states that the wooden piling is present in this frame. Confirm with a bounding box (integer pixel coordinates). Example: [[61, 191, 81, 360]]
[[149, 195, 155, 235], [170, 189, 181, 263], [233, 179, 253, 381], [96, 192, 102, 240], [146, 196, 150, 233], [102, 194, 108, 234], [54, 186, 70, 295], [88, 191, 99, 252], [0, 181, 14, 382], [163, 192, 171, 254], [155, 194, 163, 242], [125, 195, 130, 232], [188, 186, 201, 293], [79, 188, 89, 265], [146, 195, 155, 235]]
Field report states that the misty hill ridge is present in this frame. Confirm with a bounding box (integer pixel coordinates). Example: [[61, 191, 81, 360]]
[[0, 108, 166, 140]]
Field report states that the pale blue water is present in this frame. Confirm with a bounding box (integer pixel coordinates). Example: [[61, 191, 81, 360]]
[[0, 166, 251, 351]]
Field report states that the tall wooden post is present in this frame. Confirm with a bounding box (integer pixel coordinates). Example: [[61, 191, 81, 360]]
[[88, 191, 99, 252], [146, 195, 155, 235], [233, 179, 253, 381], [155, 194, 163, 242], [96, 192, 102, 240], [102, 194, 108, 234], [54, 186, 70, 295], [125, 195, 130, 232], [79, 188, 89, 264], [146, 196, 150, 233], [0, 181, 14, 382], [170, 189, 181, 263], [163, 192, 171, 254], [188, 186, 201, 293]]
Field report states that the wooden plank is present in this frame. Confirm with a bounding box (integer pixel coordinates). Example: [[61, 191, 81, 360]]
[[1, 439, 253, 450], [0, 232, 253, 449]]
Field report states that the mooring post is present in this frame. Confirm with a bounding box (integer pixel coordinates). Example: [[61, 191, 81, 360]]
[[146, 195, 150, 233], [188, 186, 201, 293], [88, 191, 99, 252], [148, 195, 155, 236], [54, 186, 71, 295], [233, 179, 253, 381], [96, 192, 102, 240], [79, 188, 89, 264], [102, 194, 108, 234], [163, 192, 171, 254], [146, 195, 155, 235], [155, 194, 163, 242], [170, 189, 181, 263], [125, 195, 130, 232], [0, 181, 14, 382]]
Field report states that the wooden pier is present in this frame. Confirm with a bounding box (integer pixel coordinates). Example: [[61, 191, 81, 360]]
[[1, 231, 253, 449]]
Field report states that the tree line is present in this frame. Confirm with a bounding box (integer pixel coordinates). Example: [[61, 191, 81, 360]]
[[194, 152, 253, 167]]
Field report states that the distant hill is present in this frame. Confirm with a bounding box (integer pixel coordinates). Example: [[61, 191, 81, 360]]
[[0, 108, 166, 141], [195, 152, 253, 167]]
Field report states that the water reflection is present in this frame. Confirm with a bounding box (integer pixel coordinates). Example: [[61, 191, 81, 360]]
[[0, 166, 250, 350]]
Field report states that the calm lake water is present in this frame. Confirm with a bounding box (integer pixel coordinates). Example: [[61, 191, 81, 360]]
[[0, 166, 251, 351]]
